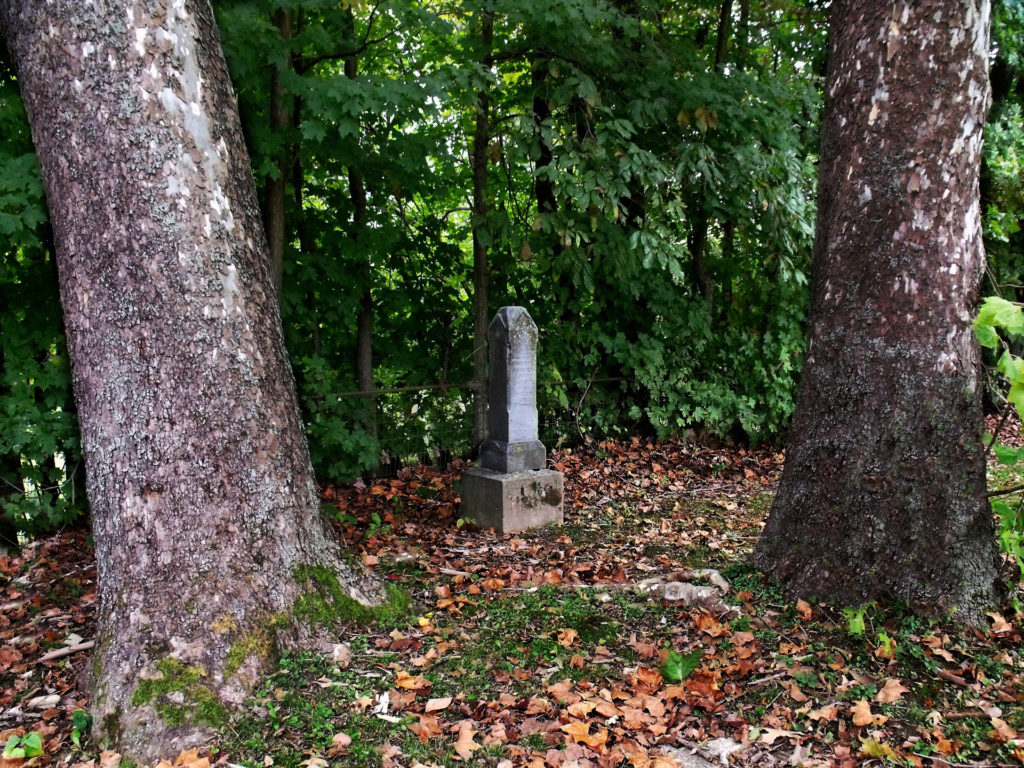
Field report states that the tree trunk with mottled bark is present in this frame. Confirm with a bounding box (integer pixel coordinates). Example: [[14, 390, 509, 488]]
[[756, 0, 999, 623], [0, 0, 385, 758]]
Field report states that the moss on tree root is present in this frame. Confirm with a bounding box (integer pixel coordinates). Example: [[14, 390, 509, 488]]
[[293, 564, 409, 627], [128, 563, 405, 735], [131, 658, 229, 728]]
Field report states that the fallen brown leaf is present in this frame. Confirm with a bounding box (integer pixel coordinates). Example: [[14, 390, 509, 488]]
[[425, 696, 452, 713], [453, 724, 482, 761], [326, 731, 352, 758], [850, 699, 888, 727], [560, 721, 609, 748], [874, 678, 909, 704]]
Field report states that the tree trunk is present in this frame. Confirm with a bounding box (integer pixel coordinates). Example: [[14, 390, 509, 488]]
[[345, 49, 376, 440], [471, 10, 494, 449], [0, 451, 22, 552], [0, 0, 384, 758], [531, 58, 556, 216], [713, 0, 733, 72], [686, 0, 732, 318], [755, 0, 999, 623], [263, 9, 292, 296], [687, 204, 714, 313]]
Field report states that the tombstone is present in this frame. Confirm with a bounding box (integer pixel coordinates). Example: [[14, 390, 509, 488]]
[[461, 307, 564, 533]]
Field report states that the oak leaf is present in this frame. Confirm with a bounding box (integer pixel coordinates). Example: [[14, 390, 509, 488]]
[[395, 670, 431, 690], [806, 704, 840, 721], [643, 695, 666, 717], [989, 716, 1017, 743], [858, 738, 896, 760], [567, 701, 596, 718], [757, 728, 795, 744], [988, 612, 1013, 634], [331, 643, 352, 667], [785, 681, 809, 703], [547, 679, 575, 702], [408, 715, 442, 744], [326, 732, 352, 757], [795, 598, 813, 620]]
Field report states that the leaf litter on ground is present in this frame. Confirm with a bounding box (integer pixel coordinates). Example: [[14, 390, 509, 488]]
[[1, 434, 1023, 768]]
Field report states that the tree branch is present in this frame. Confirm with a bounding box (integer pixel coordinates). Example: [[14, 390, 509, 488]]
[[986, 483, 1024, 498]]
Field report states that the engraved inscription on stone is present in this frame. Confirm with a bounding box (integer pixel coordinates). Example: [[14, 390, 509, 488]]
[[488, 307, 538, 443], [479, 306, 545, 473], [462, 305, 563, 531]]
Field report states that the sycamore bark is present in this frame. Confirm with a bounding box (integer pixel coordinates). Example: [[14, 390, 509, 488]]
[[756, 0, 999, 622], [0, 0, 384, 758]]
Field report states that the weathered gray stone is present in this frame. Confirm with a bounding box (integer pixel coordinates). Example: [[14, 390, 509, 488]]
[[461, 306, 563, 532], [479, 307, 544, 472], [461, 467, 564, 534], [478, 438, 546, 474]]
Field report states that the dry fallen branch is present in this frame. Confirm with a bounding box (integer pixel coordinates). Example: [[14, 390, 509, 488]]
[[38, 641, 94, 663], [936, 669, 968, 687]]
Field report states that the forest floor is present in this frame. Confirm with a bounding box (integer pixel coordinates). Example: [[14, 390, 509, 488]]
[[2, 426, 1024, 768]]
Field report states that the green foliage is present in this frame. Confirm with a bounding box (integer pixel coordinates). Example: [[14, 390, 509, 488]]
[[843, 605, 868, 636], [2, 732, 44, 760], [984, 0, 1024, 297], [212, 0, 827, 482], [0, 0, 829, 496], [659, 647, 702, 683], [974, 297, 1024, 580], [0, 62, 84, 541], [24, 0, 1023, 519], [71, 710, 91, 749]]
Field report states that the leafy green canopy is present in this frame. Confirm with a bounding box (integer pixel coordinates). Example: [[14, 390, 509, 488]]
[[210, 0, 826, 482], [20, 0, 1012, 538]]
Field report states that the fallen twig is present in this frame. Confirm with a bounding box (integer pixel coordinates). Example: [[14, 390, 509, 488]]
[[936, 668, 968, 687], [38, 641, 94, 662], [942, 710, 989, 720], [747, 671, 788, 688]]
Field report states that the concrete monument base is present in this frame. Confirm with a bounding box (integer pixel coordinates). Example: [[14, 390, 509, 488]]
[[461, 467, 564, 534]]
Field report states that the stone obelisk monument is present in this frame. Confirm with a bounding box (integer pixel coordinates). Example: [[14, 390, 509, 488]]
[[461, 307, 564, 533]]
